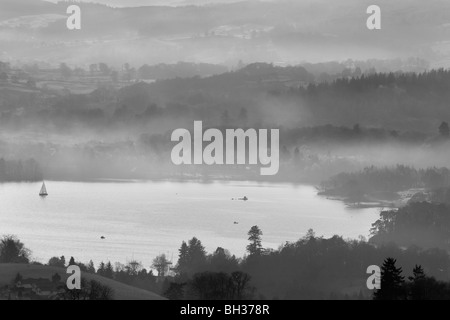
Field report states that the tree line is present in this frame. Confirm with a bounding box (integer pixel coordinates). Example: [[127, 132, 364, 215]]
[[370, 201, 450, 251], [320, 165, 450, 202], [374, 258, 450, 300], [2, 223, 450, 300]]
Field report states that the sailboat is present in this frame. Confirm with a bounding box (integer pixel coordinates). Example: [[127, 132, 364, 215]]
[[39, 181, 48, 197]]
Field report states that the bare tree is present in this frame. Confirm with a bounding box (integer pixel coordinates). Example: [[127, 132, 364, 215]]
[[152, 254, 172, 277]]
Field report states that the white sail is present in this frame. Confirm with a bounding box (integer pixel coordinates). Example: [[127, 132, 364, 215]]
[[39, 182, 48, 196]]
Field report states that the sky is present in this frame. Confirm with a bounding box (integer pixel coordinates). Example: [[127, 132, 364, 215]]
[[43, 0, 250, 7]]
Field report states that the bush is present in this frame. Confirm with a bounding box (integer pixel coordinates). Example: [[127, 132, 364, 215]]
[[0, 235, 31, 264]]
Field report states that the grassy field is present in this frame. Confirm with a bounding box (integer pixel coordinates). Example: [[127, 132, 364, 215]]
[[0, 263, 165, 300]]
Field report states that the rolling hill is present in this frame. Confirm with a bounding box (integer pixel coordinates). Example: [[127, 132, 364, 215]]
[[0, 263, 166, 300], [1, 0, 450, 67]]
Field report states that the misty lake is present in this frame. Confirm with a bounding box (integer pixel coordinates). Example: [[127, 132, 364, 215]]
[[0, 181, 381, 267]]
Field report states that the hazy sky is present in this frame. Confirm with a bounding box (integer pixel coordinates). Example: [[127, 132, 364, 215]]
[[43, 0, 247, 7]]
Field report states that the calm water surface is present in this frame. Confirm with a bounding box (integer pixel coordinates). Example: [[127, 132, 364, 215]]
[[0, 181, 380, 267]]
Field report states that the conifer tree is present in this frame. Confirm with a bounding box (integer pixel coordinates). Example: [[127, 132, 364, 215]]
[[408, 265, 427, 300], [247, 226, 263, 256], [373, 258, 405, 300]]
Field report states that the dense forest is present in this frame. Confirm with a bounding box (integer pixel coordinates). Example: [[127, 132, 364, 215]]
[[320, 165, 450, 203], [370, 202, 450, 250], [3, 62, 450, 133]]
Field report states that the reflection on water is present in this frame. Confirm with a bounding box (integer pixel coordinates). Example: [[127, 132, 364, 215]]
[[0, 181, 380, 266]]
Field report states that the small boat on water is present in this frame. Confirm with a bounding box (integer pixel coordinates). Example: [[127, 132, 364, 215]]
[[39, 182, 48, 197], [232, 196, 248, 201]]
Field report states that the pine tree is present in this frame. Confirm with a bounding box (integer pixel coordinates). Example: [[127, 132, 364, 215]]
[[97, 261, 106, 276], [177, 241, 189, 273], [68, 256, 76, 266], [187, 237, 206, 271], [175, 238, 207, 275], [409, 265, 425, 281], [409, 265, 427, 300], [373, 258, 405, 300], [104, 262, 114, 279], [246, 226, 263, 256], [87, 260, 95, 273]]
